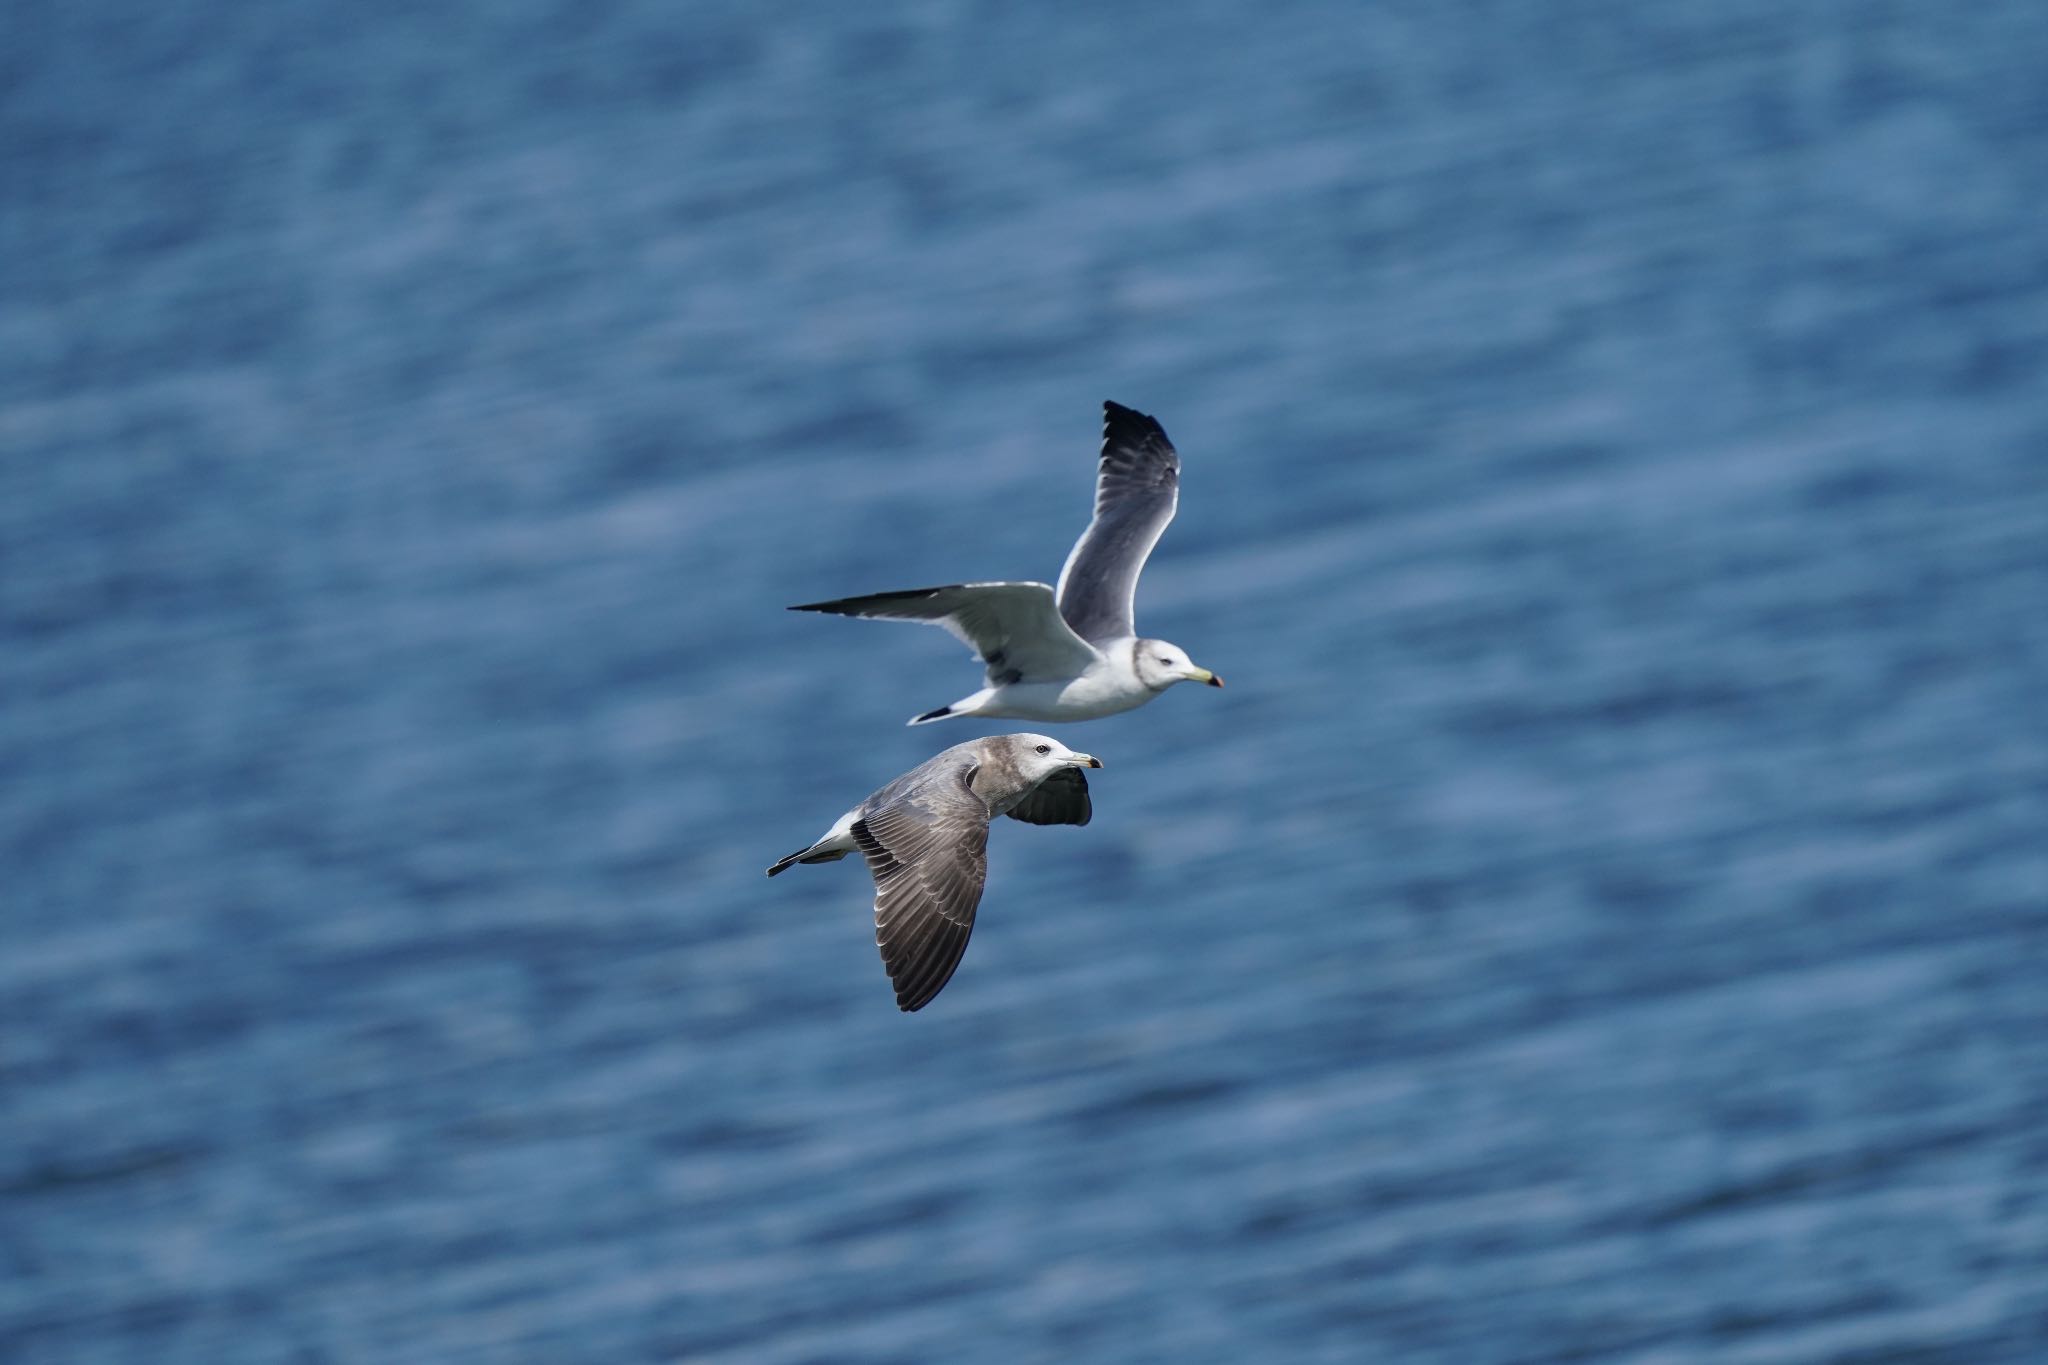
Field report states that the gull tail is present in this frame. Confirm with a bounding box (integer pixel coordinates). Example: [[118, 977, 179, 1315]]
[[766, 843, 853, 877], [908, 687, 993, 726]]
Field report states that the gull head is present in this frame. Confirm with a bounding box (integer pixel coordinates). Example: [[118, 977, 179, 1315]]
[[1134, 639, 1224, 692], [1010, 733, 1103, 782]]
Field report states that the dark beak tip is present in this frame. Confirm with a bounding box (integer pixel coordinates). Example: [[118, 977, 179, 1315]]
[[1207, 675, 1225, 688], [1088, 757, 1103, 768]]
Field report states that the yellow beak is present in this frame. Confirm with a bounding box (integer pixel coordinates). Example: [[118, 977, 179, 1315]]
[[1186, 667, 1223, 688]]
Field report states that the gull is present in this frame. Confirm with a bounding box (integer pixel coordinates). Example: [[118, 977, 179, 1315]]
[[767, 733, 1103, 1012], [791, 400, 1223, 724]]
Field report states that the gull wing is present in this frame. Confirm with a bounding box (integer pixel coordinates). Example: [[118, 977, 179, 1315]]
[[1054, 401, 1181, 644], [791, 581, 1100, 685], [853, 768, 993, 1012], [1003, 766, 1092, 827]]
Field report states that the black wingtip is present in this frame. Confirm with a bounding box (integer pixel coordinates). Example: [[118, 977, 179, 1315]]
[[908, 705, 953, 725], [1102, 400, 1172, 451], [790, 586, 953, 615]]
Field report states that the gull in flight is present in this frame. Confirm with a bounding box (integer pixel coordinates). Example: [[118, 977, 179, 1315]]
[[792, 401, 1223, 724], [767, 733, 1103, 1012]]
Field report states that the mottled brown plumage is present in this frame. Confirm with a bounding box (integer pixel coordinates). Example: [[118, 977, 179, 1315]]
[[766, 734, 1103, 1011]]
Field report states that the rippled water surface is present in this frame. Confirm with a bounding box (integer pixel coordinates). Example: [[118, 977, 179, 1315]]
[[7, 3, 2048, 1361]]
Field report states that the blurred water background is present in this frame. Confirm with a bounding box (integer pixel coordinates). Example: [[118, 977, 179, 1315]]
[[7, 2, 2048, 1361]]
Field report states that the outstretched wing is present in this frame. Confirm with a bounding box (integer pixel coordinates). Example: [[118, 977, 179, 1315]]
[[852, 766, 993, 1012], [1055, 401, 1182, 643], [791, 582, 1100, 685], [1003, 766, 1091, 827]]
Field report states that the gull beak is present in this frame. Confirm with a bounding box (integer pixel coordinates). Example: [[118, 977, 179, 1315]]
[[1187, 667, 1224, 688], [1074, 754, 1103, 769]]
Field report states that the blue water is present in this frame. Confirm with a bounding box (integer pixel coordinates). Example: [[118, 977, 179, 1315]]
[[7, 3, 2048, 1361]]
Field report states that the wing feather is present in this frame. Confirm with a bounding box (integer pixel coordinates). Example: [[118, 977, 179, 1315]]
[[854, 784, 990, 1012], [1003, 766, 1092, 827], [791, 582, 1099, 684], [1054, 401, 1181, 643]]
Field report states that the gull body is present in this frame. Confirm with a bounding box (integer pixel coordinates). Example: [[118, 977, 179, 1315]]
[[767, 733, 1104, 1012], [792, 401, 1223, 725], [932, 638, 1208, 723]]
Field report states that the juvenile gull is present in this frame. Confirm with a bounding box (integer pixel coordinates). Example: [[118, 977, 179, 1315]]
[[791, 401, 1223, 725], [766, 733, 1103, 1012]]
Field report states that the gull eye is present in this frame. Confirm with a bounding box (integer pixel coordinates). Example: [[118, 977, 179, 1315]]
[[1035, 744, 1051, 754], [1157, 656, 1172, 665]]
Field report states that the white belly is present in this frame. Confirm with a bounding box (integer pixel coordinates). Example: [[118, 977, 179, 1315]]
[[980, 666, 1151, 721]]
